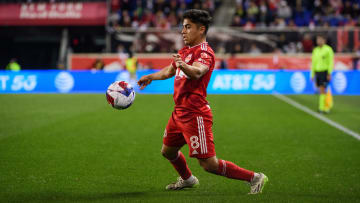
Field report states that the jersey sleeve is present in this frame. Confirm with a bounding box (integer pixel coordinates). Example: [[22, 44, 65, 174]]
[[327, 46, 334, 74], [194, 51, 213, 69], [311, 48, 316, 78]]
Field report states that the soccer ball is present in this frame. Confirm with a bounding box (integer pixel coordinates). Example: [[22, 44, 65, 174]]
[[106, 81, 135, 110]]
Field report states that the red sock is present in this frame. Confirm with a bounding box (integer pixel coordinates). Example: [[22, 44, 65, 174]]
[[168, 151, 192, 180], [217, 159, 254, 182]]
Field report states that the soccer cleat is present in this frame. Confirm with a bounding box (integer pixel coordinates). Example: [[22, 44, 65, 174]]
[[248, 173, 268, 194], [165, 176, 199, 190], [318, 110, 330, 114]]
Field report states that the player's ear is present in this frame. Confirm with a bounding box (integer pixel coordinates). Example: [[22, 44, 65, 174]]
[[199, 25, 205, 35]]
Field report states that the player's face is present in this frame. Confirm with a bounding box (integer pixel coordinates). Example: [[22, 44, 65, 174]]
[[181, 19, 205, 46], [317, 37, 325, 46]]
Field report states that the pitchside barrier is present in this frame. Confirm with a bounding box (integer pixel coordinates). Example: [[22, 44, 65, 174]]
[[69, 53, 357, 71], [0, 70, 359, 95]]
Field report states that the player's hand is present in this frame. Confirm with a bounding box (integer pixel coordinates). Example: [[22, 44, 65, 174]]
[[137, 75, 152, 90], [327, 74, 331, 81], [172, 54, 187, 69]]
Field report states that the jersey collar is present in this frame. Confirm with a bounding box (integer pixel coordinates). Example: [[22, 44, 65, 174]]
[[188, 42, 208, 49]]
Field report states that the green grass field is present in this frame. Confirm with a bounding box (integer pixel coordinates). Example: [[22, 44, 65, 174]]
[[1, 94, 360, 202]]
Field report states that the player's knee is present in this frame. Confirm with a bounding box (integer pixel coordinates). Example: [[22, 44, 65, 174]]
[[319, 86, 326, 93], [161, 148, 177, 160], [199, 160, 218, 173], [161, 148, 169, 158]]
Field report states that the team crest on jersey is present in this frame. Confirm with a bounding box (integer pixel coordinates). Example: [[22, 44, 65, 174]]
[[176, 69, 190, 79], [185, 54, 192, 63], [198, 58, 205, 63], [198, 52, 210, 65], [201, 52, 208, 59]]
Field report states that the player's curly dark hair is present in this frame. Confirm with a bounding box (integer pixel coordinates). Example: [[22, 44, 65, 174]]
[[316, 34, 327, 40], [183, 9, 212, 34]]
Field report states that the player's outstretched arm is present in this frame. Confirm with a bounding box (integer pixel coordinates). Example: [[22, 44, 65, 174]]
[[173, 54, 208, 80], [137, 64, 176, 90]]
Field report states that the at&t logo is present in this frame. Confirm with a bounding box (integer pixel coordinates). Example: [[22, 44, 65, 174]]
[[55, 72, 74, 93], [333, 72, 347, 93], [290, 72, 306, 93]]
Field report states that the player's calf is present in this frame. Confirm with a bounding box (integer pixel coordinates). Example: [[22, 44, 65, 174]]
[[162, 145, 194, 185], [199, 157, 268, 194]]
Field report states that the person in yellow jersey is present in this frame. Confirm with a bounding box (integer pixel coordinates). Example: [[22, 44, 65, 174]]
[[125, 52, 137, 81], [6, 58, 21, 71], [311, 35, 334, 114]]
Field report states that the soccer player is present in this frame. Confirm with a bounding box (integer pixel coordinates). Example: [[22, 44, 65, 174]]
[[311, 35, 334, 113], [138, 9, 268, 194]]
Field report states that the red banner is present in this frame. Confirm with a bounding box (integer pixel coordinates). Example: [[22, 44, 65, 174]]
[[69, 54, 354, 71], [227, 55, 353, 70], [0, 2, 107, 26], [70, 55, 175, 70]]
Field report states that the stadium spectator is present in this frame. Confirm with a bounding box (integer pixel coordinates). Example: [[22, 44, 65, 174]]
[[117, 44, 129, 69], [231, 15, 244, 27], [258, 0, 270, 26], [139, 9, 156, 28], [301, 34, 314, 53], [120, 10, 132, 27], [234, 2, 245, 18], [276, 34, 287, 53], [6, 58, 21, 71], [249, 43, 262, 55], [219, 59, 227, 69], [105, 0, 360, 54], [168, 11, 178, 27], [91, 59, 105, 71], [125, 52, 137, 80], [272, 17, 287, 29], [110, 0, 220, 29], [246, 1, 259, 23], [342, 1, 353, 17], [154, 11, 171, 29], [283, 42, 298, 53], [243, 21, 255, 30], [287, 19, 298, 29], [231, 43, 243, 54], [352, 3, 360, 19], [3, 0, 360, 29], [230, 0, 360, 27], [276, 0, 292, 19]]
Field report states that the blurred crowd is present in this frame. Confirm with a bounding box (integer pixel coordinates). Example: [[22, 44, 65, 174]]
[[3, 0, 360, 28], [0, 0, 103, 2], [109, 0, 221, 30], [231, 0, 360, 28]]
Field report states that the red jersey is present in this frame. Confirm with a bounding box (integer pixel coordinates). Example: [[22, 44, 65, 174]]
[[171, 42, 215, 121]]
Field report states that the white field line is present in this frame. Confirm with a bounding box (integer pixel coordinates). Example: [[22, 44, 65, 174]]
[[273, 93, 360, 141]]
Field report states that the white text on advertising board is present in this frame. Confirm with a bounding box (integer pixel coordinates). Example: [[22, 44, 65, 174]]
[[0, 75, 37, 91], [212, 74, 275, 91]]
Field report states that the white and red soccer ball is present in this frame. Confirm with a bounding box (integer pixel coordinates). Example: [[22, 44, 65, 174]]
[[106, 81, 135, 110]]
